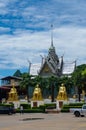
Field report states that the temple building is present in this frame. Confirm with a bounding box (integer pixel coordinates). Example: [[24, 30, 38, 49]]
[[30, 25, 76, 78], [30, 42, 76, 78]]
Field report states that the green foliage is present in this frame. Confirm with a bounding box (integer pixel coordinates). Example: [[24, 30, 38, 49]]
[[13, 70, 22, 77], [0, 103, 14, 107], [20, 73, 32, 89], [71, 64, 86, 101], [45, 103, 56, 108], [61, 102, 85, 112], [20, 103, 31, 109], [17, 103, 47, 113], [68, 102, 84, 106], [61, 109, 69, 112], [39, 105, 46, 112], [39, 105, 46, 109], [72, 64, 86, 87], [19, 73, 33, 98], [16, 108, 43, 113], [16, 103, 58, 113]]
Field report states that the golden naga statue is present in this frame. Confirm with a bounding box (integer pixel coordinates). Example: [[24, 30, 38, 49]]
[[8, 83, 18, 101], [57, 84, 68, 101], [32, 84, 43, 101]]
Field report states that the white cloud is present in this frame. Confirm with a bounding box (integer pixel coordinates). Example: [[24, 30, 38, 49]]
[[0, 0, 11, 14], [0, 27, 10, 33], [0, 0, 86, 77], [0, 25, 86, 70]]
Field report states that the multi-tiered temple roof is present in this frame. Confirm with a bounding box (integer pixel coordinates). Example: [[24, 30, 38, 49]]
[[30, 25, 76, 77], [30, 43, 76, 77]]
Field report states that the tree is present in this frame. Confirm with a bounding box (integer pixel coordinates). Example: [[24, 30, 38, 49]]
[[81, 69, 86, 92], [59, 76, 74, 96], [33, 75, 49, 96], [48, 76, 59, 102], [13, 70, 22, 77], [19, 73, 32, 100], [72, 64, 86, 101]]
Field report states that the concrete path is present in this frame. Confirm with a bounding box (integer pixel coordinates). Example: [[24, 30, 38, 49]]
[[0, 113, 86, 130]]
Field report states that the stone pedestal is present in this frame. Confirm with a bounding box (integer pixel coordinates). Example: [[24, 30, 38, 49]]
[[7, 101, 20, 109], [56, 100, 69, 110], [56, 100, 63, 110], [31, 100, 44, 108]]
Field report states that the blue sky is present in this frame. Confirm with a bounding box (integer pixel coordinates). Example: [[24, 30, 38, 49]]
[[0, 0, 86, 78]]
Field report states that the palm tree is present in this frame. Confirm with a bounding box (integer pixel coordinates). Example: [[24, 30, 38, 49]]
[[59, 76, 74, 97], [19, 73, 33, 100], [33, 75, 49, 97], [71, 65, 86, 101], [48, 76, 59, 102], [82, 69, 86, 92], [72, 72, 81, 101]]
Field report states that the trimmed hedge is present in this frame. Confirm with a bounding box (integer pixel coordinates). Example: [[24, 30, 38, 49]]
[[61, 109, 69, 112], [68, 102, 84, 106], [16, 108, 44, 113], [44, 103, 56, 109], [0, 103, 14, 107], [20, 103, 31, 109], [61, 102, 85, 112], [16, 103, 56, 113]]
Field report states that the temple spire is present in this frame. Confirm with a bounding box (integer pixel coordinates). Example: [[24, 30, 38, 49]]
[[51, 24, 54, 47]]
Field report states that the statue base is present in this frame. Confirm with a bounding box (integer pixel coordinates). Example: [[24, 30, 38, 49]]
[[31, 100, 44, 108], [7, 101, 20, 109], [56, 100, 63, 110], [56, 100, 68, 110]]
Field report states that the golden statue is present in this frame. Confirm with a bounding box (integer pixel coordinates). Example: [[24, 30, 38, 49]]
[[32, 84, 43, 101], [8, 83, 18, 101], [82, 89, 85, 96], [82, 89, 85, 101], [57, 84, 68, 100]]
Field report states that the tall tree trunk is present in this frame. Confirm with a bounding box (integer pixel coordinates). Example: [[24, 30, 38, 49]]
[[78, 87, 81, 102], [51, 84, 54, 102]]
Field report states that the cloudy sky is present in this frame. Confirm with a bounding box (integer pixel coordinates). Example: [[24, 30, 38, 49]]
[[0, 0, 86, 78]]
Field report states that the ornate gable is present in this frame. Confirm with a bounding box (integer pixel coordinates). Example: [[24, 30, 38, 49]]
[[42, 63, 52, 73], [39, 43, 62, 77], [39, 61, 56, 77]]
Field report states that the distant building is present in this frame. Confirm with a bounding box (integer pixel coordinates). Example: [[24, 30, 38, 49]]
[[0, 76, 22, 87], [0, 76, 22, 100]]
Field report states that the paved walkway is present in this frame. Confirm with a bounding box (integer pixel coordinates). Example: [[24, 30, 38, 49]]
[[0, 113, 86, 130]]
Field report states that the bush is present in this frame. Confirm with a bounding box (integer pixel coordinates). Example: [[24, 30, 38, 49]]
[[61, 102, 85, 112], [20, 103, 31, 109], [45, 103, 56, 109], [68, 103, 84, 106], [39, 105, 46, 112], [16, 108, 44, 113], [0, 103, 14, 107], [61, 109, 69, 112]]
